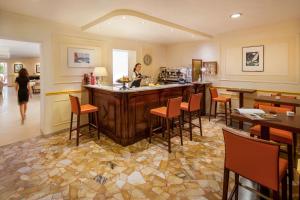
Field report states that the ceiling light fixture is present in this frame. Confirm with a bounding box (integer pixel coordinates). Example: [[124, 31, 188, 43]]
[[230, 13, 242, 19], [122, 16, 126, 20]]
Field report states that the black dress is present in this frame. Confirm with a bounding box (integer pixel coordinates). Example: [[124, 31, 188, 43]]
[[15, 77, 30, 105]]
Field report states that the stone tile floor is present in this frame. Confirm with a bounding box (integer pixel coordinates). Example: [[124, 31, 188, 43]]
[[0, 117, 298, 199]]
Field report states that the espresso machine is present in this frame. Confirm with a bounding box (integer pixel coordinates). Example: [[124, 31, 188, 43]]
[[158, 66, 192, 84]]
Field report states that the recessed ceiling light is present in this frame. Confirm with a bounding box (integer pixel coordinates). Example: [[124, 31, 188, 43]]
[[107, 22, 111, 25], [122, 16, 126, 20], [230, 13, 242, 19], [170, 28, 174, 32], [141, 21, 145, 24]]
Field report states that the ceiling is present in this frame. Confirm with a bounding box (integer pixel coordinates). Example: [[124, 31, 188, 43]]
[[0, 0, 300, 43], [0, 39, 40, 58]]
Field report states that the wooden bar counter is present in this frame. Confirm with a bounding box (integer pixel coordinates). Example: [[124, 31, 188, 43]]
[[84, 84, 192, 146]]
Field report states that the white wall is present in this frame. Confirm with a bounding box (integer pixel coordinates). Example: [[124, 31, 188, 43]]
[[0, 10, 167, 134], [166, 20, 300, 112]]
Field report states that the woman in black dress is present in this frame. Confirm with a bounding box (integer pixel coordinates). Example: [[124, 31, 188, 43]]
[[15, 68, 31, 123]]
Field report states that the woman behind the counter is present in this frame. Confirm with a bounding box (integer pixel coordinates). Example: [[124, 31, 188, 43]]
[[131, 63, 143, 87]]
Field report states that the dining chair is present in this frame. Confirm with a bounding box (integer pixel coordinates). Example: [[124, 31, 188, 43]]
[[180, 93, 203, 140], [250, 104, 293, 198], [209, 87, 232, 125], [223, 127, 287, 200], [69, 95, 100, 146], [149, 97, 183, 153]]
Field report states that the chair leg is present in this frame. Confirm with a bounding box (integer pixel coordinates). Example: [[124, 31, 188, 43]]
[[198, 110, 202, 136], [225, 102, 228, 126], [214, 101, 217, 118], [189, 112, 192, 141], [293, 132, 297, 160], [287, 144, 293, 200], [281, 173, 287, 200], [88, 113, 91, 131], [209, 99, 212, 121], [149, 115, 152, 143], [179, 116, 183, 146], [181, 110, 184, 129], [222, 168, 230, 200], [69, 112, 73, 140], [167, 118, 171, 153], [96, 111, 100, 139], [162, 118, 165, 138], [76, 115, 80, 146], [235, 173, 239, 200]]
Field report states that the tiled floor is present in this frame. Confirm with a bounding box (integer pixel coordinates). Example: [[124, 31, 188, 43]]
[[0, 110, 298, 199], [0, 86, 40, 146]]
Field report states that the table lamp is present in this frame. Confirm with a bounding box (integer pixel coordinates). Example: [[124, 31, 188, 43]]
[[93, 67, 108, 85]]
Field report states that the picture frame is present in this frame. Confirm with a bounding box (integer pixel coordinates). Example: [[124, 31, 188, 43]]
[[191, 59, 202, 82], [67, 47, 96, 68], [14, 63, 23, 73], [36, 64, 40, 73], [202, 61, 218, 75], [242, 45, 264, 72]]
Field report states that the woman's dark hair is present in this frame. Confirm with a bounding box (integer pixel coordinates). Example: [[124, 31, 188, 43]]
[[133, 63, 141, 72], [18, 68, 29, 78]]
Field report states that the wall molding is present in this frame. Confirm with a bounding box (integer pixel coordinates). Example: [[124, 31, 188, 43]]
[[46, 90, 83, 96]]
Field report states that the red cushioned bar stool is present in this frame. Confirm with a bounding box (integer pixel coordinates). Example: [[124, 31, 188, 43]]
[[180, 93, 203, 140], [69, 95, 100, 146], [149, 97, 183, 153]]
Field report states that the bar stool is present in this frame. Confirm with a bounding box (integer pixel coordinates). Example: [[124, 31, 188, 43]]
[[69, 95, 100, 146], [209, 87, 232, 125], [250, 105, 293, 198], [180, 93, 203, 140], [149, 97, 183, 153], [222, 127, 288, 200]]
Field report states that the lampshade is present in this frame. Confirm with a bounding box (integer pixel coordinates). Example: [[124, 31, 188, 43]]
[[94, 67, 108, 77]]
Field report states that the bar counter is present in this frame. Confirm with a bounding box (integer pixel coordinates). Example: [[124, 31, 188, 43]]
[[84, 83, 192, 146]]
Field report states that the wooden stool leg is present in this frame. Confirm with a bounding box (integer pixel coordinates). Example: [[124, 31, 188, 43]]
[[287, 144, 293, 199], [76, 115, 80, 146], [179, 116, 183, 146], [209, 99, 212, 121], [167, 118, 171, 153], [214, 101, 217, 118], [96, 111, 100, 139], [181, 110, 184, 129], [225, 102, 228, 126], [189, 112, 192, 141], [293, 132, 297, 160], [162, 117, 165, 138], [282, 174, 287, 200], [235, 173, 239, 200], [222, 168, 230, 200], [149, 115, 152, 143], [198, 110, 202, 136], [88, 113, 91, 131], [69, 112, 73, 140]]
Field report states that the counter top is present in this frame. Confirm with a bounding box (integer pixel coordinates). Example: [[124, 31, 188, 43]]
[[84, 83, 193, 93]]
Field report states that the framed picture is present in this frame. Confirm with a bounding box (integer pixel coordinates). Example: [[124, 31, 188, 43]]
[[36, 64, 40, 73], [14, 64, 23, 73], [242, 45, 264, 72], [67, 47, 96, 68], [202, 61, 217, 75], [192, 59, 202, 82]]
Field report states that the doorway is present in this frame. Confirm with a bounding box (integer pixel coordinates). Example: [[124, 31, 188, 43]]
[[0, 39, 41, 146]]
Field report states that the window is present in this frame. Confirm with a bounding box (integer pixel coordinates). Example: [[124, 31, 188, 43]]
[[112, 49, 136, 84]]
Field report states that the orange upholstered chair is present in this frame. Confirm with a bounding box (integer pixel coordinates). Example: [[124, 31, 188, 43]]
[[250, 104, 293, 197], [149, 97, 183, 153], [69, 95, 100, 146], [209, 87, 232, 125], [222, 127, 287, 200], [180, 93, 203, 140]]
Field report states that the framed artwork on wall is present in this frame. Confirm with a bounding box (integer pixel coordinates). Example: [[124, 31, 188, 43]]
[[242, 45, 264, 72], [202, 61, 218, 75], [67, 47, 96, 68], [36, 64, 40, 73], [192, 59, 202, 82], [14, 64, 23, 73]]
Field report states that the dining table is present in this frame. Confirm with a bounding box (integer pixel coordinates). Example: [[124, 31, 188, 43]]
[[231, 111, 300, 200], [255, 95, 300, 109], [227, 88, 257, 129]]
